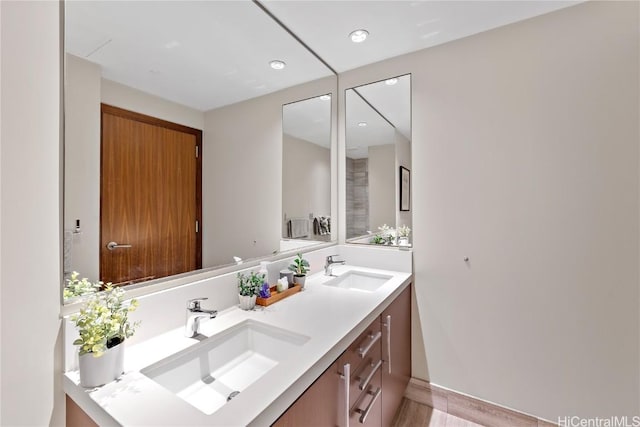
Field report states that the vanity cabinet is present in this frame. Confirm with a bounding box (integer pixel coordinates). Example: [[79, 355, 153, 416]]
[[66, 395, 97, 427], [274, 284, 411, 427]]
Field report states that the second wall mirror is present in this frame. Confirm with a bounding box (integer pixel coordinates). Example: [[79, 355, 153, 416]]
[[345, 74, 411, 246]]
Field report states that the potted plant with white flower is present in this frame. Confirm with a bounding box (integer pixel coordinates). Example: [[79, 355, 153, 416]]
[[71, 284, 139, 388], [237, 271, 264, 310], [397, 225, 411, 246], [371, 224, 394, 245]]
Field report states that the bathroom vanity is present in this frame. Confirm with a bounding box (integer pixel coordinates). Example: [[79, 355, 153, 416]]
[[274, 284, 411, 426], [64, 258, 412, 426]]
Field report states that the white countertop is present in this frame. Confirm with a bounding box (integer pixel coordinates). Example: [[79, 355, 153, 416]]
[[64, 264, 412, 426]]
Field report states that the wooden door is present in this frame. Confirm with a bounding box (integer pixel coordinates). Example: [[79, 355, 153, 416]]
[[100, 104, 202, 285]]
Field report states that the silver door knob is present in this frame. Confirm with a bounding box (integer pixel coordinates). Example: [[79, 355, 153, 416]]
[[106, 241, 132, 250]]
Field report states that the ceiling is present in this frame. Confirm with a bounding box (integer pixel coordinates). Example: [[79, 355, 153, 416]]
[[345, 74, 411, 159], [263, 1, 580, 74], [65, 1, 580, 112], [283, 94, 332, 148], [64, 1, 332, 111]]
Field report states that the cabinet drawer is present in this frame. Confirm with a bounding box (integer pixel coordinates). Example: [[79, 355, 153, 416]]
[[349, 365, 382, 426], [341, 321, 382, 377]]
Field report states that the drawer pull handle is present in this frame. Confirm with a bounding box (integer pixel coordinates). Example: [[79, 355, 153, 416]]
[[355, 386, 381, 424], [358, 331, 381, 358], [358, 359, 383, 391]]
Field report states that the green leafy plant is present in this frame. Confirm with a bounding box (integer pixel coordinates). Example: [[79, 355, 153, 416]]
[[288, 253, 310, 276], [370, 235, 386, 245], [64, 271, 101, 300], [237, 271, 264, 296], [71, 285, 139, 357]]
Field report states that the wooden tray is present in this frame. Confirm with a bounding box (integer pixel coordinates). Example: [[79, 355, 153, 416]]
[[256, 284, 301, 306]]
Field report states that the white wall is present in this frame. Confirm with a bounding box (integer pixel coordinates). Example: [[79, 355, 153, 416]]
[[339, 1, 639, 420], [368, 144, 396, 231], [203, 76, 336, 268], [395, 130, 411, 232], [65, 54, 101, 281], [101, 79, 204, 130], [0, 1, 64, 425], [282, 134, 331, 236]]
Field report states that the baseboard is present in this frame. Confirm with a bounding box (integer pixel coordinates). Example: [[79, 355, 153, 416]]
[[404, 378, 557, 427]]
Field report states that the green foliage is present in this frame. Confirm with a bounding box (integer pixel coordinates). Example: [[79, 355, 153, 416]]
[[63, 271, 101, 300], [370, 235, 386, 245], [237, 271, 265, 296], [372, 224, 395, 245], [71, 285, 140, 357], [288, 253, 310, 275]]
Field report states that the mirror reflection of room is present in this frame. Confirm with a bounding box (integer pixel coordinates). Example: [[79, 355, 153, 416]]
[[282, 95, 332, 251], [63, 1, 336, 299], [345, 74, 411, 246]]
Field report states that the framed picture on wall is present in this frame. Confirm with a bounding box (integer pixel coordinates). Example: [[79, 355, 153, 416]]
[[400, 166, 410, 211]]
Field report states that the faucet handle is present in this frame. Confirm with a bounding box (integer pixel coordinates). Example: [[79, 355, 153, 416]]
[[187, 297, 208, 310], [327, 254, 343, 264]]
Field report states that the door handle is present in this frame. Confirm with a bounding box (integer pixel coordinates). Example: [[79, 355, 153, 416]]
[[106, 241, 132, 250], [339, 363, 351, 427], [383, 315, 391, 374]]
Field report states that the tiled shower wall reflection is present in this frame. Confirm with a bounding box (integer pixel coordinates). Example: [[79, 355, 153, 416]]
[[346, 157, 369, 239]]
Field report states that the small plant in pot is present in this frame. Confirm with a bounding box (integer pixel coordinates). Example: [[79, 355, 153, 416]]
[[397, 224, 411, 246], [237, 271, 264, 310], [71, 285, 139, 388], [288, 253, 310, 289]]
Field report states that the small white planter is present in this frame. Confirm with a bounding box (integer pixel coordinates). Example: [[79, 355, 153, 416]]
[[238, 294, 257, 310], [293, 274, 306, 289], [78, 343, 124, 388]]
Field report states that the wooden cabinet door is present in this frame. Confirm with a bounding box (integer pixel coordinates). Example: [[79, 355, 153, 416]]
[[380, 284, 412, 426], [273, 360, 340, 426]]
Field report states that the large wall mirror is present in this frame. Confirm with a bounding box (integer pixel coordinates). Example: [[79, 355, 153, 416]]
[[63, 1, 336, 302], [345, 74, 411, 246]]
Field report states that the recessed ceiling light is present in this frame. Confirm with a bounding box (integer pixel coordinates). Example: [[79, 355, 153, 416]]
[[349, 29, 369, 43], [320, 95, 331, 101], [269, 60, 286, 70], [385, 78, 398, 85], [358, 122, 367, 127]]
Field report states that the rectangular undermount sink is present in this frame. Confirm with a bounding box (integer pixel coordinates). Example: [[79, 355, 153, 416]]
[[141, 319, 309, 415], [323, 270, 392, 292]]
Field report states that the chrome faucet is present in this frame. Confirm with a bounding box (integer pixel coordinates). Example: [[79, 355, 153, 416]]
[[324, 255, 346, 276], [185, 297, 217, 338]]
